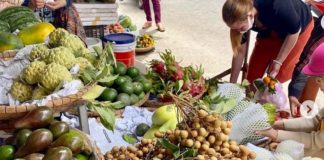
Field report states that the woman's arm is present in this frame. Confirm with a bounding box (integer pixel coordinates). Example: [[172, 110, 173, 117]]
[[269, 30, 300, 77], [230, 42, 247, 83], [277, 130, 324, 150]]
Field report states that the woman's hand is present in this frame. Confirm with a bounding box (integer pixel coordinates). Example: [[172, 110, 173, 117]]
[[30, 0, 45, 9], [45, 0, 66, 10], [272, 121, 284, 130], [268, 60, 282, 78], [289, 96, 301, 117], [256, 128, 279, 141]]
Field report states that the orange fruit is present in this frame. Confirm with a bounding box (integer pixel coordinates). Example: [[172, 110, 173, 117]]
[[263, 76, 271, 85]]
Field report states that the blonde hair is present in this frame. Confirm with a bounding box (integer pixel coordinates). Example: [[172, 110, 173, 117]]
[[222, 0, 253, 55]]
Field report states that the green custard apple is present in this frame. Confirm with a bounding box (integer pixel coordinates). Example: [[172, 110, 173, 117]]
[[10, 81, 33, 102], [45, 46, 76, 69], [21, 61, 46, 85], [40, 63, 73, 91]]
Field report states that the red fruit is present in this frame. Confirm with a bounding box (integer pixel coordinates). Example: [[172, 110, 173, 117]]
[[189, 84, 201, 97], [150, 60, 166, 77], [171, 68, 184, 81], [182, 80, 193, 91]]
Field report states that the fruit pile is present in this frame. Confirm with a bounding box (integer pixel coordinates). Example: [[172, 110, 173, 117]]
[[106, 95, 256, 160], [106, 22, 125, 34], [95, 62, 152, 107], [136, 34, 154, 48], [146, 50, 205, 102], [9, 28, 96, 103], [254, 76, 278, 94], [0, 107, 97, 160], [118, 15, 137, 32]]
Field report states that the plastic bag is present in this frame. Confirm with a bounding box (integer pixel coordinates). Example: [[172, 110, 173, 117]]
[[276, 140, 304, 160], [254, 78, 287, 110]]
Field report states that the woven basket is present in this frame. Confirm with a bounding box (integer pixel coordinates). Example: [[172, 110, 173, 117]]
[[0, 84, 95, 120], [0, 50, 19, 60], [68, 93, 150, 117]]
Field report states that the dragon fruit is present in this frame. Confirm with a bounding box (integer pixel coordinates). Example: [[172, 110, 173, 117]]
[[160, 50, 184, 81], [150, 60, 166, 78]]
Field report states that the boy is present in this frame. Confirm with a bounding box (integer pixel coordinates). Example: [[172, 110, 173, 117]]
[[257, 43, 324, 157]]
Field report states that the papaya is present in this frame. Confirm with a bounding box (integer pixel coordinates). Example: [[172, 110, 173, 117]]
[[18, 22, 55, 45], [49, 121, 70, 139], [50, 131, 84, 154], [43, 146, 73, 160], [23, 153, 44, 160], [14, 106, 54, 129], [15, 129, 53, 158], [0, 32, 24, 52]]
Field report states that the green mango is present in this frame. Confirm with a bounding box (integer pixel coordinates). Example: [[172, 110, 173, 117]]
[[0, 145, 15, 160], [74, 153, 89, 160], [4, 136, 15, 146], [15, 129, 32, 148], [43, 146, 73, 160], [70, 129, 93, 156], [23, 153, 44, 160], [14, 107, 54, 129], [49, 121, 70, 139], [50, 131, 84, 154], [15, 129, 53, 158]]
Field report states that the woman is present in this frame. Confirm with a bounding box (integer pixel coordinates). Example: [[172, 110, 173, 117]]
[[222, 0, 314, 87], [23, 0, 86, 42], [257, 43, 324, 157], [142, 0, 165, 32]]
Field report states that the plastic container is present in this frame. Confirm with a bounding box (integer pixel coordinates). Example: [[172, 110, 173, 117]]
[[102, 33, 136, 67], [85, 37, 102, 52]]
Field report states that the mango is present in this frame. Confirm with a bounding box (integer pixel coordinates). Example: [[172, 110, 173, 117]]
[[50, 131, 84, 154], [15, 129, 32, 148], [15, 129, 53, 158], [152, 104, 177, 125], [158, 117, 178, 132], [143, 125, 160, 139], [24, 153, 44, 160], [18, 22, 55, 45], [49, 121, 70, 139], [43, 146, 73, 160], [14, 107, 54, 129]]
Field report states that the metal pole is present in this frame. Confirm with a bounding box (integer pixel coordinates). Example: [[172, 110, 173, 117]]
[[78, 104, 90, 134]]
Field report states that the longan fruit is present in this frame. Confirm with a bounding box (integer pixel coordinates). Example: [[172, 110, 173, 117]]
[[208, 135, 216, 144], [201, 143, 209, 151], [207, 148, 216, 155], [220, 121, 227, 129], [157, 153, 163, 159], [211, 156, 217, 160], [198, 128, 208, 137], [154, 131, 164, 138], [191, 130, 198, 137], [223, 128, 231, 135], [194, 141, 201, 149], [196, 136, 205, 142], [222, 142, 230, 148], [213, 119, 221, 128], [214, 146, 221, 151], [248, 152, 257, 159], [112, 146, 119, 152], [205, 115, 216, 122], [197, 155, 205, 160], [193, 122, 201, 129], [142, 147, 149, 153], [226, 121, 232, 128], [215, 140, 223, 146], [175, 129, 181, 137], [239, 145, 250, 156], [221, 148, 230, 155], [185, 139, 194, 147], [136, 150, 143, 157], [229, 144, 239, 152], [180, 130, 189, 139], [198, 109, 208, 118]]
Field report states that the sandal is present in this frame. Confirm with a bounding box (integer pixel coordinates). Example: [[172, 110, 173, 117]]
[[156, 23, 165, 32], [142, 22, 152, 29]]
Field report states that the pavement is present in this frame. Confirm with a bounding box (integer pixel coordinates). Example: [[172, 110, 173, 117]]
[[117, 0, 324, 109]]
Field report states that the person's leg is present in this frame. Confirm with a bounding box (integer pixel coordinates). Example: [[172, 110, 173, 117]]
[[142, 0, 152, 29], [151, 0, 164, 32], [276, 19, 314, 82]]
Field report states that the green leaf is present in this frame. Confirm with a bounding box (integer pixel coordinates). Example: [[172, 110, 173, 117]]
[[158, 139, 179, 153], [181, 148, 197, 158], [241, 79, 250, 87], [175, 80, 184, 93], [93, 106, 116, 131], [122, 133, 137, 144], [97, 75, 119, 84], [111, 101, 125, 109], [96, 64, 110, 80]]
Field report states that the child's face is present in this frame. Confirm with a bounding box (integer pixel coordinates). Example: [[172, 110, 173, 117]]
[[315, 76, 324, 91]]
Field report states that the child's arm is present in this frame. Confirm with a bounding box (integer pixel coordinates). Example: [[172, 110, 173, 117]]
[[277, 130, 324, 150]]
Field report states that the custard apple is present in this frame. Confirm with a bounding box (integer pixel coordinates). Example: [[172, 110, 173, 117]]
[[32, 86, 49, 100], [60, 34, 88, 57], [48, 28, 70, 47], [40, 63, 73, 91], [10, 81, 33, 102], [29, 44, 49, 61], [75, 57, 94, 71], [45, 46, 76, 69], [21, 61, 46, 85]]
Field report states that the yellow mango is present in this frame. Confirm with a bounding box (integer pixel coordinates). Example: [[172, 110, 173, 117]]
[[152, 104, 178, 126]]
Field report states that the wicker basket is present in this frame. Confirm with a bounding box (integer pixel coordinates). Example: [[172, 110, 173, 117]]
[[68, 93, 150, 117], [0, 84, 95, 120]]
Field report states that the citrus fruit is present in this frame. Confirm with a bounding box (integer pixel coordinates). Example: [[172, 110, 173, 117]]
[[117, 93, 131, 106], [132, 82, 144, 95], [126, 67, 140, 78], [98, 88, 118, 101], [114, 62, 127, 75], [119, 82, 134, 95], [135, 123, 150, 137]]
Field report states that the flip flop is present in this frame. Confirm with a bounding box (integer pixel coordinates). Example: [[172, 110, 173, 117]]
[[142, 22, 152, 29]]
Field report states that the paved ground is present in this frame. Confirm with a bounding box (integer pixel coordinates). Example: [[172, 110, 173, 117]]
[[117, 0, 324, 108]]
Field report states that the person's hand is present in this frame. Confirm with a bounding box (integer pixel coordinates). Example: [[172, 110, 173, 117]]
[[31, 0, 45, 9], [272, 121, 284, 130], [268, 60, 282, 78], [45, 0, 66, 10], [289, 96, 301, 117], [256, 128, 279, 141]]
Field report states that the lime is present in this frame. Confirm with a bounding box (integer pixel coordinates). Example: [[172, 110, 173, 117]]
[[141, 79, 152, 93], [115, 76, 128, 86], [135, 123, 150, 137], [98, 88, 118, 101], [114, 62, 127, 75], [109, 64, 115, 74], [132, 75, 144, 82], [132, 82, 144, 95], [117, 93, 131, 106], [74, 153, 89, 160], [0, 145, 14, 160], [119, 82, 134, 95], [126, 67, 140, 78], [138, 92, 145, 99], [130, 94, 139, 104]]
